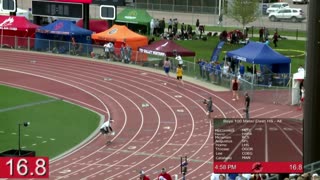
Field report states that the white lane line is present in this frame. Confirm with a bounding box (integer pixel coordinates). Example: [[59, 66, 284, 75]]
[[252, 109, 279, 118], [265, 121, 269, 162], [274, 123, 303, 156]]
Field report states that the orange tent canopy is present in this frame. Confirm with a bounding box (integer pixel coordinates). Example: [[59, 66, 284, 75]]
[[91, 24, 148, 51]]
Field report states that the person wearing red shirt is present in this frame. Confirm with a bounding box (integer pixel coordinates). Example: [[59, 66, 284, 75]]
[[158, 168, 172, 180], [139, 170, 150, 180]]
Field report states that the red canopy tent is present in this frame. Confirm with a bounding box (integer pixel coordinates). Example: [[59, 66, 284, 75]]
[[138, 39, 196, 57], [76, 19, 109, 33], [0, 15, 39, 48]]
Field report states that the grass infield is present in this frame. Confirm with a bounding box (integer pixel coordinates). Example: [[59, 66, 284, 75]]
[[0, 85, 100, 159]]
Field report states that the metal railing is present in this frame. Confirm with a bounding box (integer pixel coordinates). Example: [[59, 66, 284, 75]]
[[135, 3, 218, 14]]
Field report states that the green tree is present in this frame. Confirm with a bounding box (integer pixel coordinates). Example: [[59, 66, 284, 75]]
[[226, 0, 260, 29]]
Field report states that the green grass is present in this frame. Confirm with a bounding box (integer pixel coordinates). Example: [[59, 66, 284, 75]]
[[0, 85, 52, 109], [0, 85, 100, 158], [173, 36, 306, 73]]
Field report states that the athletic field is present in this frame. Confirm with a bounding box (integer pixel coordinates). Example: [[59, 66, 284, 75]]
[[0, 85, 101, 158]]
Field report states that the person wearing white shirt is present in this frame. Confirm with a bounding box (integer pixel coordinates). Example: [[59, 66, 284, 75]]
[[100, 118, 115, 144], [211, 173, 226, 180], [150, 19, 155, 36], [103, 43, 110, 60], [175, 55, 183, 65], [223, 62, 229, 77], [100, 117, 115, 135], [298, 65, 305, 73]]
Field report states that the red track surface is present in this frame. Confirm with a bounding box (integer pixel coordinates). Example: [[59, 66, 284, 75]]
[[0, 50, 303, 179]]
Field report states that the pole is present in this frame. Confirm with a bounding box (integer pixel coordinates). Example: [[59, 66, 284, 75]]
[[83, 3, 90, 30], [18, 123, 21, 156], [1, 27, 3, 48], [218, 0, 221, 17], [218, 0, 222, 26], [180, 157, 182, 175], [304, 0, 320, 165]]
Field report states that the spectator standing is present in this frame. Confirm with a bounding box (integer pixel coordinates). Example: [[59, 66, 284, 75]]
[[201, 61, 207, 80], [108, 42, 115, 61], [125, 45, 132, 63], [205, 61, 212, 81], [159, 18, 165, 34], [259, 27, 264, 42], [71, 36, 77, 54], [196, 19, 200, 30], [272, 31, 278, 47], [197, 59, 205, 79], [150, 19, 155, 36], [172, 18, 178, 35], [239, 62, 245, 78], [204, 97, 214, 121], [181, 23, 185, 38], [223, 62, 230, 78], [176, 54, 183, 65], [298, 65, 305, 73], [244, 92, 250, 119], [139, 170, 150, 180], [103, 42, 110, 60], [120, 42, 125, 62], [215, 62, 222, 84], [168, 19, 173, 33], [209, 62, 215, 82], [158, 168, 172, 180], [187, 25, 193, 39], [103, 42, 113, 61]]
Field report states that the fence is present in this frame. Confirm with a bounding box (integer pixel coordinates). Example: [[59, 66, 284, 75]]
[[0, 35, 295, 105]]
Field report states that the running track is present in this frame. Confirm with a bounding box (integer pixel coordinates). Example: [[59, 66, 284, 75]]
[[0, 49, 303, 179]]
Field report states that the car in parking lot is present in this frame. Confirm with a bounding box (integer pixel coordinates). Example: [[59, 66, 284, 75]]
[[268, 8, 306, 22], [266, 2, 289, 14], [292, 0, 308, 4]]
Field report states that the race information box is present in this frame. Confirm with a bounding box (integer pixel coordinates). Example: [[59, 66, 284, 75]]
[[213, 118, 303, 173]]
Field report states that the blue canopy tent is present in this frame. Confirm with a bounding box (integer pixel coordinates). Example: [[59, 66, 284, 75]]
[[35, 20, 93, 54], [227, 41, 291, 85]]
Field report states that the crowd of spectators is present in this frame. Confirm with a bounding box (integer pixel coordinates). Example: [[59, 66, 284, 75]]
[[150, 17, 206, 41]]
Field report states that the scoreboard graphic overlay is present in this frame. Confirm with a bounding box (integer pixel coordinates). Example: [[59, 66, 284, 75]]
[[213, 118, 303, 173]]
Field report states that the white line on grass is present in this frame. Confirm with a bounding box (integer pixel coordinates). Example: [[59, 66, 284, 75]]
[[0, 99, 58, 113]]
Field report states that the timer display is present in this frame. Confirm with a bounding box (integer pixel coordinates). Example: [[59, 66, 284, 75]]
[[0, 157, 49, 178], [32, 0, 83, 19]]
